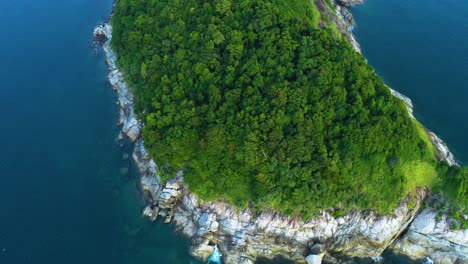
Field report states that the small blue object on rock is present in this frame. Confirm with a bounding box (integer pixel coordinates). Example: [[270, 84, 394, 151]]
[[207, 244, 223, 264]]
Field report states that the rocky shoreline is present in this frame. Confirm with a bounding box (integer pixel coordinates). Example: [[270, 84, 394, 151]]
[[328, 0, 458, 167], [94, 6, 467, 262]]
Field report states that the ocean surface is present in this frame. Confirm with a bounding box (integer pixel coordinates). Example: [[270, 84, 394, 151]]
[[0, 1, 465, 264], [0, 0, 198, 263], [351, 0, 468, 164]]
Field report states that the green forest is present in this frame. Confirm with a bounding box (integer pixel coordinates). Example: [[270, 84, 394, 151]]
[[111, 0, 466, 219]]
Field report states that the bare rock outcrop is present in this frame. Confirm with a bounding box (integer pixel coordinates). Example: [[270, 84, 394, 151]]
[[391, 209, 468, 263]]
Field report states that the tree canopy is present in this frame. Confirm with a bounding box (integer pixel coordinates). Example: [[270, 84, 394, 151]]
[[111, 0, 457, 218]]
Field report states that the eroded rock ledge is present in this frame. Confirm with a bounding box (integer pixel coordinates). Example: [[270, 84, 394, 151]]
[[95, 18, 466, 263], [142, 177, 428, 264], [391, 209, 468, 263]]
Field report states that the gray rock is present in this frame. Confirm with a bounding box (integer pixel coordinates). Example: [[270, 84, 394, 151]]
[[96, 23, 141, 142], [390, 88, 415, 118], [391, 209, 468, 263], [428, 131, 458, 166], [335, 0, 363, 7], [159, 186, 429, 263], [142, 205, 159, 221]]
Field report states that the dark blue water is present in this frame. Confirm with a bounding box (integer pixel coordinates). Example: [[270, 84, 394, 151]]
[[349, 1, 467, 262], [351, 0, 468, 164], [0, 0, 198, 263]]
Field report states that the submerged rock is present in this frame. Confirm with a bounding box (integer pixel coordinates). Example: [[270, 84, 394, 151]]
[[119, 167, 129, 175], [335, 0, 363, 7]]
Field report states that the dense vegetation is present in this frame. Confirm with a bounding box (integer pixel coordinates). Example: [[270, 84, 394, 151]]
[[111, 0, 464, 218], [433, 164, 468, 227]]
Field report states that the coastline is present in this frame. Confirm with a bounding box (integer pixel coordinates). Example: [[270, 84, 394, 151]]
[[330, 0, 458, 166], [93, 2, 467, 262]]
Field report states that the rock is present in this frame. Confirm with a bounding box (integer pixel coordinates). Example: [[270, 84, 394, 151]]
[[164, 211, 173, 223], [93, 24, 110, 44], [122, 152, 129, 160], [143, 205, 159, 221], [462, 214, 468, 221], [209, 221, 219, 232], [390, 209, 468, 263], [117, 132, 124, 140], [159, 209, 168, 217], [162, 188, 181, 197], [95, 23, 141, 142], [162, 187, 429, 263], [309, 243, 326, 254], [335, 0, 363, 7], [389, 90, 458, 166], [333, 5, 361, 53], [192, 242, 214, 260], [390, 88, 415, 118], [165, 177, 183, 190], [159, 192, 172, 201], [306, 254, 325, 264], [122, 116, 141, 142], [93, 24, 110, 38], [428, 131, 458, 166]]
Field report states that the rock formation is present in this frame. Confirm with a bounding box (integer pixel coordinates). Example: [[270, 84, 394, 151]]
[[94, 24, 142, 142], [391, 209, 468, 263], [335, 0, 363, 7]]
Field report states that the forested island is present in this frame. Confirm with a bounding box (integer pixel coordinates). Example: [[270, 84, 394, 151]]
[[96, 0, 468, 262], [111, 0, 466, 220]]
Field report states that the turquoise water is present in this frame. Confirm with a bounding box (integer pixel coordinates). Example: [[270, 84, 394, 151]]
[[0, 0, 465, 264], [351, 0, 468, 164], [0, 0, 198, 263]]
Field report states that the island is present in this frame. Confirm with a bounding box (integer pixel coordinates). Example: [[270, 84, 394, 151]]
[[94, 0, 467, 262]]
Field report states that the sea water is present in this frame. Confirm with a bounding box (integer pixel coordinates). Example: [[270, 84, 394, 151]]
[[0, 0, 199, 263], [351, 0, 468, 164], [0, 0, 465, 263]]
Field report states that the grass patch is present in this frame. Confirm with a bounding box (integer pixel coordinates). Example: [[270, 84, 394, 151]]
[[412, 119, 438, 158], [271, 0, 321, 27], [399, 161, 438, 193]]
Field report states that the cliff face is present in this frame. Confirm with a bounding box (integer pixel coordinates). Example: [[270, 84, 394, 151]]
[[143, 179, 427, 264], [391, 209, 468, 263], [95, 12, 467, 262]]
